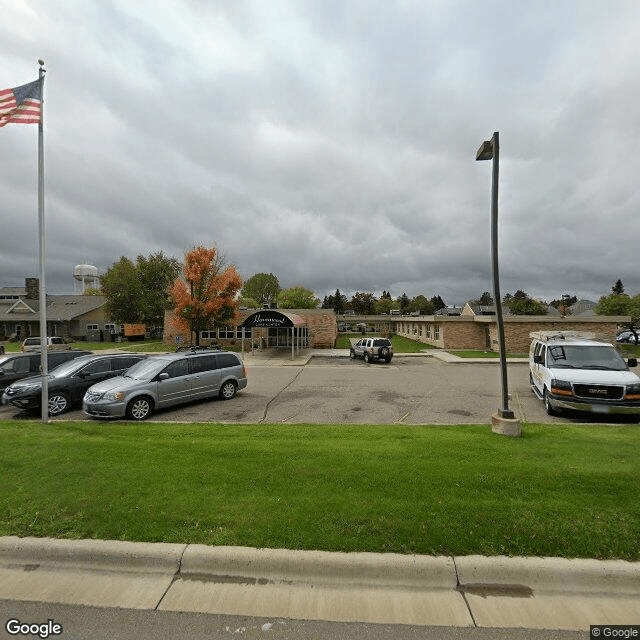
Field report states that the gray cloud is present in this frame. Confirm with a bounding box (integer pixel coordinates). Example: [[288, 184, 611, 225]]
[[1, 0, 639, 306]]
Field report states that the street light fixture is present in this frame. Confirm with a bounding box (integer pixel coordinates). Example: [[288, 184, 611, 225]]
[[476, 132, 516, 422]]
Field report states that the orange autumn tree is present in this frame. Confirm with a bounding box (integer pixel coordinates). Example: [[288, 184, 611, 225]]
[[170, 246, 243, 346]]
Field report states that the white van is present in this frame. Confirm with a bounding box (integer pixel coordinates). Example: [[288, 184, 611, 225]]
[[529, 331, 640, 417]]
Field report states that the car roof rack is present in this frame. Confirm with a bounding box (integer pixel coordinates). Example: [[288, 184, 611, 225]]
[[175, 345, 222, 353]]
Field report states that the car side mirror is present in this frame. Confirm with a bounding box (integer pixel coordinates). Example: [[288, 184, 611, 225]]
[[628, 358, 638, 368], [158, 372, 169, 381], [533, 355, 543, 364]]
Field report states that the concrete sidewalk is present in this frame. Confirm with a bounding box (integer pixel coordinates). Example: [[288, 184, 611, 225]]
[[1, 537, 638, 632]]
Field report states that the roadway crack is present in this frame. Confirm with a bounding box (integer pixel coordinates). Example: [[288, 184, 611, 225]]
[[154, 544, 188, 611], [259, 367, 306, 423], [451, 556, 478, 628]]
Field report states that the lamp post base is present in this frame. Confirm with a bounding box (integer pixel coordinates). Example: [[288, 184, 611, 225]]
[[491, 412, 522, 437]]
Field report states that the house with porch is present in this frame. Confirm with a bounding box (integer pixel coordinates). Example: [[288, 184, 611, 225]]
[[0, 278, 115, 342]]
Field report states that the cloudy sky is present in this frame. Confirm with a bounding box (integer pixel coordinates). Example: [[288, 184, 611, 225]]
[[1, 0, 639, 306]]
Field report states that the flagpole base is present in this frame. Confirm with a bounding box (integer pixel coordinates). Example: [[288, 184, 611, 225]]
[[491, 412, 522, 437]]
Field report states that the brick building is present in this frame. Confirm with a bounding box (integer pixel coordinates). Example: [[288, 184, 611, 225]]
[[392, 314, 626, 353], [163, 308, 338, 350]]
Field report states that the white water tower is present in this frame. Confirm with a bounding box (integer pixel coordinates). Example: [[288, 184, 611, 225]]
[[73, 264, 99, 294]]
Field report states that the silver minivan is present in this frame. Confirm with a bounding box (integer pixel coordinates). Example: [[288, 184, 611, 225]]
[[83, 348, 247, 420]]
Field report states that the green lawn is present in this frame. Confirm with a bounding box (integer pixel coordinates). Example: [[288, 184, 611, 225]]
[[335, 333, 434, 352], [1, 420, 638, 560]]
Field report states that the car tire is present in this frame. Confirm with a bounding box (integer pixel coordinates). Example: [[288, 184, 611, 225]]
[[48, 392, 69, 416], [364, 352, 371, 363], [219, 380, 237, 400], [126, 396, 153, 420], [349, 349, 356, 359], [380, 347, 390, 358], [384, 356, 392, 363], [543, 389, 557, 416]]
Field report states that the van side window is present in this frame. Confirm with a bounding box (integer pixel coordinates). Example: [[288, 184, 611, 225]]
[[217, 354, 240, 368], [540, 345, 546, 365], [190, 355, 218, 373]]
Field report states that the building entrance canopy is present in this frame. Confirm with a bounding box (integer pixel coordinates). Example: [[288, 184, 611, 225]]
[[242, 310, 308, 358]]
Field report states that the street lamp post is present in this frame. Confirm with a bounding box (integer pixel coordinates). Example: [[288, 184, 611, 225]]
[[476, 132, 516, 422]]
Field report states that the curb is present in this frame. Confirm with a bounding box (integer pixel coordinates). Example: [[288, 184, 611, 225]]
[[0, 536, 185, 574], [2, 537, 640, 596], [180, 545, 456, 590], [455, 555, 640, 595]]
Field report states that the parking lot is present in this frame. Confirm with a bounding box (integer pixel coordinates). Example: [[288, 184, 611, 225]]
[[2, 354, 619, 425]]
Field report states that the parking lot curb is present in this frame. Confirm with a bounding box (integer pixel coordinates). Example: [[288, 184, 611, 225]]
[[0, 536, 186, 574], [455, 555, 640, 596], [179, 545, 457, 590], [3, 537, 640, 596]]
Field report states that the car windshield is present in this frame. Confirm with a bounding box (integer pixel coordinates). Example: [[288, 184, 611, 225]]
[[547, 345, 628, 371], [123, 357, 169, 380]]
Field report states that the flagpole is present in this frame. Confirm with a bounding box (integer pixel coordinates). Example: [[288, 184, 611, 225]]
[[37, 59, 48, 423]]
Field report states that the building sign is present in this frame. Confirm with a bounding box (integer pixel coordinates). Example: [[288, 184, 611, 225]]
[[242, 310, 304, 328]]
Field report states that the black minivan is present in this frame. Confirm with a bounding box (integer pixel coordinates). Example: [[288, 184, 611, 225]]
[[0, 350, 92, 392]]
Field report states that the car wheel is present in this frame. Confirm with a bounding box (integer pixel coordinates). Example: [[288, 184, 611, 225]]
[[126, 396, 153, 420], [384, 356, 392, 363], [543, 389, 557, 416], [349, 349, 356, 359], [364, 352, 371, 363], [48, 392, 69, 416], [219, 380, 237, 400]]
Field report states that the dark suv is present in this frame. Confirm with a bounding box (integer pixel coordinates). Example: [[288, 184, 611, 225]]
[[1, 353, 147, 416], [350, 337, 394, 363], [0, 350, 92, 392]]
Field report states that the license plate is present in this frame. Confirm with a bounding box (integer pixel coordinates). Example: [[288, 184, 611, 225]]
[[592, 405, 609, 414]]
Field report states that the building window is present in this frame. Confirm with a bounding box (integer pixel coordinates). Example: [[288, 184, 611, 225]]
[[87, 324, 99, 331], [104, 323, 122, 334], [434, 324, 440, 340], [218, 326, 235, 339], [426, 325, 431, 338], [200, 330, 217, 339]]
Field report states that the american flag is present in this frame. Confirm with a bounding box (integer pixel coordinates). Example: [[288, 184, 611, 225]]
[[0, 78, 42, 128]]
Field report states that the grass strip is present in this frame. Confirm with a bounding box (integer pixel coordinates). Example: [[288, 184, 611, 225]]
[[1, 421, 638, 560], [335, 334, 433, 352]]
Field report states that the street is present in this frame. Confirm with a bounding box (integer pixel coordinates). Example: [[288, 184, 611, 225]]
[[0, 599, 584, 640]]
